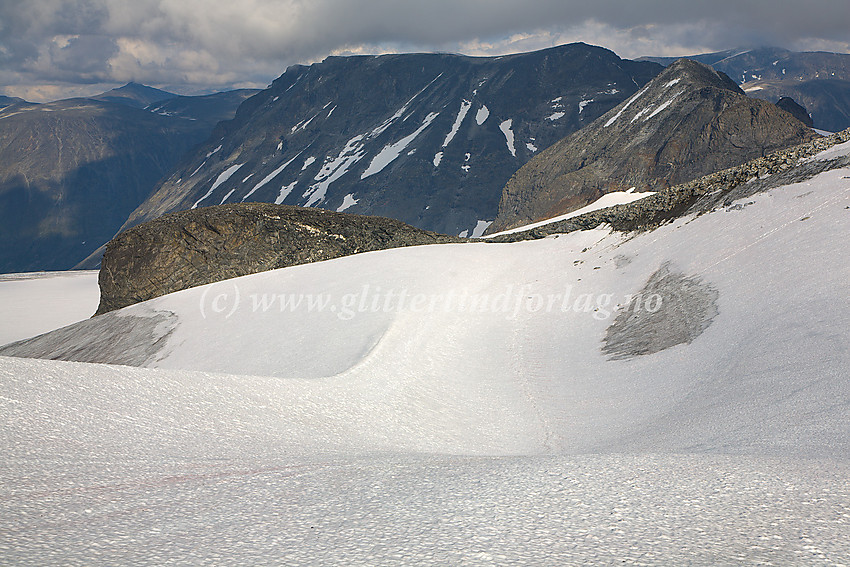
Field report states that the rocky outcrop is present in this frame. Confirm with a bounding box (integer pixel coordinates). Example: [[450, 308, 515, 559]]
[[488, 59, 819, 233], [96, 203, 462, 314], [776, 97, 814, 128], [487, 127, 850, 243], [119, 43, 662, 238]]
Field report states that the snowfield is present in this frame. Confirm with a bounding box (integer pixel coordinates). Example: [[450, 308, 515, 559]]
[[0, 270, 99, 345], [1, 144, 850, 564]]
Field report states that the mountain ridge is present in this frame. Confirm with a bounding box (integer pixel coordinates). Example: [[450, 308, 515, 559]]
[[489, 58, 818, 232]]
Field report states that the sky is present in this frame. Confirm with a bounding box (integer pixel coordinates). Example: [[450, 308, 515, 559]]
[[1, 0, 849, 102]]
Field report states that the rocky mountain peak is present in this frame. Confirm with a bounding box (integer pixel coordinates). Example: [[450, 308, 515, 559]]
[[488, 58, 818, 233]]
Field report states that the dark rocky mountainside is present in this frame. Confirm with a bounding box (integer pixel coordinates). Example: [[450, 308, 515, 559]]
[[641, 47, 850, 132], [776, 96, 814, 128], [0, 95, 28, 109], [0, 89, 261, 273], [120, 43, 661, 238], [489, 59, 818, 233], [96, 202, 461, 314], [0, 99, 211, 272]]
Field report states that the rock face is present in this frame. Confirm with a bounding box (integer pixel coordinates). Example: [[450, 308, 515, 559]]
[[488, 59, 819, 233], [119, 43, 662, 238], [95, 203, 461, 314], [776, 97, 814, 128]]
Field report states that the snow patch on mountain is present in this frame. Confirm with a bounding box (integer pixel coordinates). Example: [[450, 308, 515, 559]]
[[242, 151, 303, 202], [604, 84, 651, 127], [336, 194, 358, 212], [191, 163, 244, 209], [499, 119, 516, 157], [442, 100, 471, 147], [361, 112, 439, 179], [475, 105, 490, 125], [275, 181, 297, 205]]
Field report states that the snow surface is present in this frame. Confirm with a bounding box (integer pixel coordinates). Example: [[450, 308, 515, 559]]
[[0, 271, 99, 345], [275, 181, 297, 205], [526, 142, 538, 152], [442, 99, 471, 147], [546, 111, 565, 121], [301, 156, 316, 171], [432, 151, 443, 167], [191, 163, 244, 209], [475, 104, 489, 125], [499, 119, 516, 157], [2, 147, 850, 564], [336, 193, 358, 212], [487, 188, 656, 237], [578, 99, 593, 114]]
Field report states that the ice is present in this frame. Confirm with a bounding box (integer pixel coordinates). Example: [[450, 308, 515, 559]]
[[604, 84, 651, 127], [241, 151, 303, 202], [275, 181, 297, 205], [0, 271, 99, 345], [336, 193, 358, 212], [442, 99, 471, 147], [475, 105, 489, 125], [191, 163, 244, 209], [499, 119, 516, 157], [361, 112, 439, 179]]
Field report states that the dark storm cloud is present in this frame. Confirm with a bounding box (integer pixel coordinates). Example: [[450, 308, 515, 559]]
[[1, 0, 849, 101]]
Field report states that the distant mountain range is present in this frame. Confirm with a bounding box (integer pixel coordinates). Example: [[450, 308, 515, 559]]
[[119, 44, 662, 239], [640, 47, 850, 132], [0, 85, 259, 272]]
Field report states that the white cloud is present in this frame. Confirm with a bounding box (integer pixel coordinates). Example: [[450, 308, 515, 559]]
[[0, 0, 848, 101]]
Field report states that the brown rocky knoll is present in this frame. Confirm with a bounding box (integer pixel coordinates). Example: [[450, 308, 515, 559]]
[[488, 59, 819, 233], [95, 203, 462, 314]]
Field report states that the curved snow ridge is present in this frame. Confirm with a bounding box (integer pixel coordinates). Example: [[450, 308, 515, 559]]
[[485, 188, 656, 237], [191, 163, 244, 209]]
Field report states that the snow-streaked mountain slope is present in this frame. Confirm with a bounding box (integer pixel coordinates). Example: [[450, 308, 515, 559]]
[[1, 142, 849, 565], [0, 270, 99, 345], [121, 44, 661, 238]]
